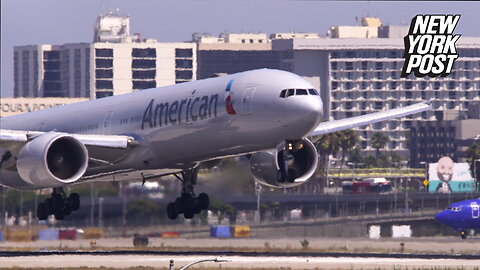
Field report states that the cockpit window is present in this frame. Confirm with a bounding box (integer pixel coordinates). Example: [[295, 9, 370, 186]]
[[280, 88, 320, 98], [308, 89, 319, 95], [287, 89, 295, 97], [296, 89, 308, 95], [447, 207, 461, 212]]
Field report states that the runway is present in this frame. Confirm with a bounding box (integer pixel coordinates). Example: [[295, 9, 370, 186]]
[[1, 253, 479, 269]]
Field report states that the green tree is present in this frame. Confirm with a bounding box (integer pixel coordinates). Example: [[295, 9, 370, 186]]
[[315, 132, 341, 193], [371, 132, 390, 159], [336, 129, 359, 190], [466, 142, 480, 190]]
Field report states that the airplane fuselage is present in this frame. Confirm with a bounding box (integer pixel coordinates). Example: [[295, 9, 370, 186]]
[[1, 69, 323, 189]]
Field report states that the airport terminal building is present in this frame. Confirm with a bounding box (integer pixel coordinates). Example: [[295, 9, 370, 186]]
[[271, 37, 480, 157]]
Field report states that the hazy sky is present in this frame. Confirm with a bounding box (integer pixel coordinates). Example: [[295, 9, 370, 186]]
[[1, 0, 479, 98]]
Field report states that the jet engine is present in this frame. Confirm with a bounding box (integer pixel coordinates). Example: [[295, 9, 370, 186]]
[[16, 132, 89, 188], [250, 138, 318, 188]]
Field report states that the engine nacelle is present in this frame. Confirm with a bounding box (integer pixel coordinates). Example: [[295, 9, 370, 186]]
[[16, 132, 89, 188], [250, 138, 318, 188]]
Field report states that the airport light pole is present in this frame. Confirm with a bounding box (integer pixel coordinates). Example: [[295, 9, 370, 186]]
[[419, 161, 428, 192]]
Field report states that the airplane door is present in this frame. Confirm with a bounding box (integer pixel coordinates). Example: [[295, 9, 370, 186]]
[[471, 202, 479, 218], [241, 86, 255, 115], [103, 111, 114, 134]]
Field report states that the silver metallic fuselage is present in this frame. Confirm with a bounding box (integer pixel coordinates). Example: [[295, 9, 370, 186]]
[[0, 69, 323, 189]]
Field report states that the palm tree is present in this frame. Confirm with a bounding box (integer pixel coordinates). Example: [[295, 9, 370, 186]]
[[371, 132, 389, 159], [466, 142, 480, 188], [336, 129, 359, 192], [315, 132, 341, 193]]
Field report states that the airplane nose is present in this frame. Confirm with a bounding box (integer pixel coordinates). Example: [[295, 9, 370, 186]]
[[435, 211, 448, 223], [282, 97, 323, 138]]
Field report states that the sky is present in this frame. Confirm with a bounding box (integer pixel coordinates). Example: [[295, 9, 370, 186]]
[[1, 0, 479, 98]]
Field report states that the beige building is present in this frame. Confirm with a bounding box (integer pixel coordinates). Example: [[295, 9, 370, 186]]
[[14, 11, 196, 99], [0, 98, 88, 117]]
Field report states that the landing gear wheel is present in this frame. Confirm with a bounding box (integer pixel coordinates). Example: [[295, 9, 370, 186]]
[[54, 209, 65, 220], [197, 193, 209, 210], [167, 168, 211, 220], [184, 209, 194, 219], [167, 203, 178, 220], [44, 198, 53, 215], [461, 231, 467, 239], [174, 197, 184, 214], [68, 193, 80, 211], [36, 188, 82, 221], [37, 203, 48, 220]]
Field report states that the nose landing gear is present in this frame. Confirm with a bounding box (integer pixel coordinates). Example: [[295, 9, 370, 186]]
[[37, 187, 80, 220], [166, 168, 209, 220]]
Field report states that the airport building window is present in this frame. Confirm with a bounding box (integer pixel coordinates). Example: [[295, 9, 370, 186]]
[[331, 62, 338, 70], [43, 51, 60, 60], [375, 102, 383, 110], [132, 70, 156, 79], [390, 81, 397, 90], [175, 70, 193, 80], [346, 82, 353, 90], [176, 59, 193, 69], [375, 82, 382, 90], [132, 59, 156, 69], [96, 58, 113, 68], [433, 81, 441, 90], [95, 48, 113, 57], [361, 61, 368, 70], [406, 91, 413, 99], [133, 80, 156, 90], [96, 91, 113, 99], [449, 91, 456, 99], [345, 62, 353, 70], [332, 82, 338, 90], [405, 81, 413, 89], [95, 79, 113, 89], [375, 62, 383, 70], [132, 48, 156, 58], [175, 48, 193, 58], [96, 69, 113, 79]]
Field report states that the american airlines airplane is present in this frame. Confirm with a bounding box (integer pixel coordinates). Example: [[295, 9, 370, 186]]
[[0, 69, 430, 221]]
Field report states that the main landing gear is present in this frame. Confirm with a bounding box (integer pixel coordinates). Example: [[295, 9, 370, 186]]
[[37, 188, 80, 220], [166, 168, 209, 220]]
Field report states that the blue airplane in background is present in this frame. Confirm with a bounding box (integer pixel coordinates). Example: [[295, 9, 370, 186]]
[[435, 199, 480, 239]]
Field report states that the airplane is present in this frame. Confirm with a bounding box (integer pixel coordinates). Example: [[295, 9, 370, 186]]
[[435, 198, 480, 239], [0, 69, 431, 221]]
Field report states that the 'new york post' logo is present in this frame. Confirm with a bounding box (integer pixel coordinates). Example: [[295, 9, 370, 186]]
[[401, 14, 461, 78]]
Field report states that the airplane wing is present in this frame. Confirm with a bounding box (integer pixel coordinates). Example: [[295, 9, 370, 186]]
[[311, 101, 431, 136], [0, 129, 135, 151]]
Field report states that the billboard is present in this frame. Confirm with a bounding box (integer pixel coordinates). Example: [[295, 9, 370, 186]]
[[428, 156, 475, 193]]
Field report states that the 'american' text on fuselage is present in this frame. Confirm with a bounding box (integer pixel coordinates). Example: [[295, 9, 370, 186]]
[[142, 94, 219, 129]]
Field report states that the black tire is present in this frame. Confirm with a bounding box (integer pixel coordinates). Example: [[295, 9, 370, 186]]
[[197, 193, 209, 210], [52, 193, 64, 213], [167, 203, 178, 220], [461, 232, 467, 239], [44, 198, 53, 215], [54, 209, 65, 220], [182, 193, 195, 210], [69, 193, 80, 211], [184, 209, 194, 219], [64, 206, 72, 216], [174, 197, 183, 214], [37, 203, 48, 220]]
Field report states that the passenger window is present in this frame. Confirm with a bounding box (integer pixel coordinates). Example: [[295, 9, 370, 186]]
[[280, 89, 287, 98], [296, 89, 308, 95], [287, 89, 295, 97], [308, 89, 319, 95]]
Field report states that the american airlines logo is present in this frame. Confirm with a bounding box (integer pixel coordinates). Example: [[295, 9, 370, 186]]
[[142, 94, 219, 129]]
